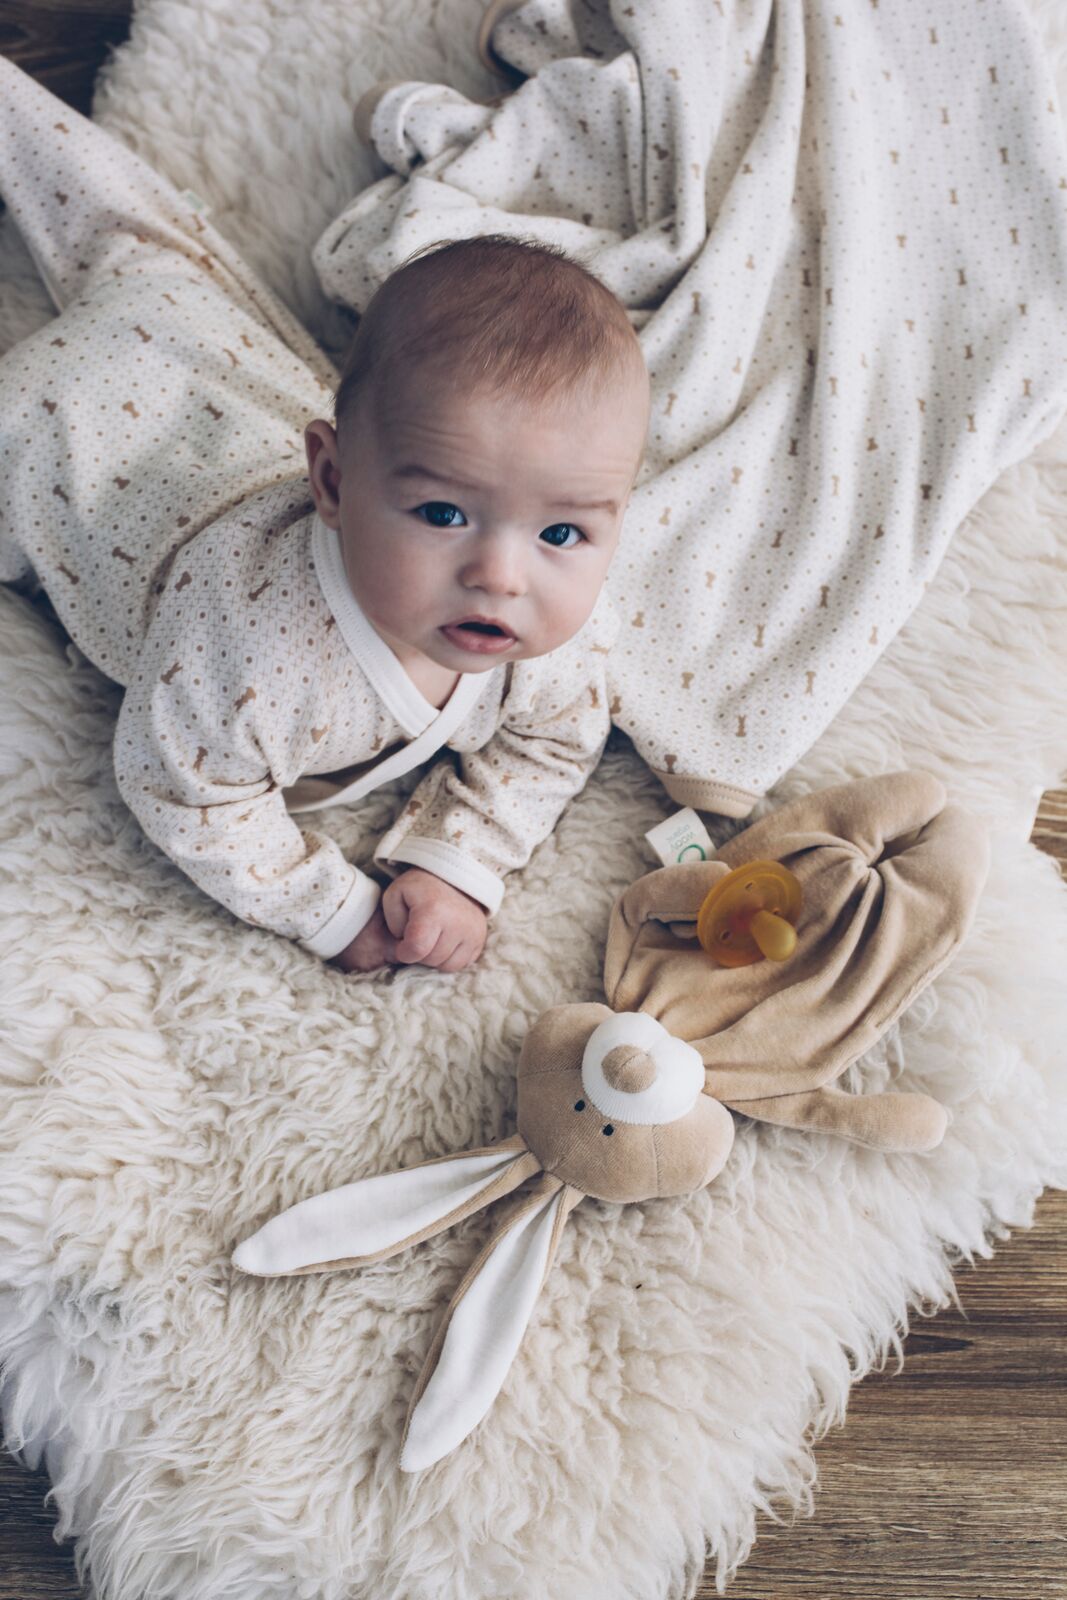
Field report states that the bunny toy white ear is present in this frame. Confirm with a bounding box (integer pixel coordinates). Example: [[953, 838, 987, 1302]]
[[231, 1134, 540, 1277], [399, 1174, 583, 1472], [233, 1135, 583, 1472]]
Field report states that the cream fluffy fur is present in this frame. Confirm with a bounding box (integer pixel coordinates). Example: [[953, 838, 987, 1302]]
[[0, 1, 1066, 1597]]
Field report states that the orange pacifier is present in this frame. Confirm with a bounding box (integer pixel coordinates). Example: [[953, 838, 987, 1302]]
[[696, 859, 803, 968]]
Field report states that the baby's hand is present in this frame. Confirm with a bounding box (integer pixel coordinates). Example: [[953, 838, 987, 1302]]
[[331, 902, 399, 974], [382, 867, 489, 972]]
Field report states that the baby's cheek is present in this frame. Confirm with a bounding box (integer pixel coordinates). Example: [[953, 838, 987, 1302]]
[[542, 574, 604, 646]]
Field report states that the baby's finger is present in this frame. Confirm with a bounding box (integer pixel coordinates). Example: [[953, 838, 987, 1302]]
[[381, 883, 410, 940], [429, 931, 469, 973], [422, 929, 463, 970], [410, 924, 466, 971], [395, 909, 443, 964], [438, 939, 475, 974]]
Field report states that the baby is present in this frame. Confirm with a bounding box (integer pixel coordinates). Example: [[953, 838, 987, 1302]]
[[0, 62, 651, 977], [289, 235, 651, 971]]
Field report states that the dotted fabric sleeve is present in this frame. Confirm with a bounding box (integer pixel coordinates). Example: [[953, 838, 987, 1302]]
[[111, 500, 383, 954], [314, 0, 1067, 816], [375, 592, 620, 911]]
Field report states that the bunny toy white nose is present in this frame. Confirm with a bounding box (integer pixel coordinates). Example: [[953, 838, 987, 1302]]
[[581, 1012, 705, 1127], [600, 1045, 657, 1094]]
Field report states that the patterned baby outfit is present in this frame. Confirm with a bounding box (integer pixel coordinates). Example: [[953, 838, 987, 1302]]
[[0, 60, 616, 958]]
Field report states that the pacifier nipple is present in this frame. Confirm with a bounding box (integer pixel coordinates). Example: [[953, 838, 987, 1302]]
[[696, 859, 803, 968]]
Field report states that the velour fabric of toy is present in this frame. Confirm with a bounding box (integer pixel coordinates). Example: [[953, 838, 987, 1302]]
[[232, 770, 990, 1471]]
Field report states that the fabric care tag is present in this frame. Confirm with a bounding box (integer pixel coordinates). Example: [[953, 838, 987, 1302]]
[[179, 188, 213, 219], [644, 808, 715, 866]]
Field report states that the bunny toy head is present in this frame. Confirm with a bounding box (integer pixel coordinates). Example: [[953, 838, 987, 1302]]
[[232, 770, 991, 1471], [516, 1004, 735, 1202]]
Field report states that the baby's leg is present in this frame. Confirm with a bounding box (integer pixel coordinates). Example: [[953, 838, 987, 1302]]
[[0, 57, 177, 312], [0, 55, 334, 363], [0, 60, 339, 682]]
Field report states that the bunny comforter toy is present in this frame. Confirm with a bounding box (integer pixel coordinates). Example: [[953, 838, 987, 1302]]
[[233, 770, 990, 1470]]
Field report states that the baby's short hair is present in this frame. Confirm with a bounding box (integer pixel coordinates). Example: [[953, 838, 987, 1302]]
[[332, 233, 646, 439]]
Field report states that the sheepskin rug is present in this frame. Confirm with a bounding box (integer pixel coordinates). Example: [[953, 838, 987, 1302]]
[[1, 2, 1066, 1597]]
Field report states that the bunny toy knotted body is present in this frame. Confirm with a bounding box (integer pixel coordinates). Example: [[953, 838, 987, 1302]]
[[233, 770, 990, 1470]]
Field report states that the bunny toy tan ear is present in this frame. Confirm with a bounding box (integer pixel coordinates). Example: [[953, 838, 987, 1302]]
[[603, 770, 990, 1154], [231, 1133, 540, 1277], [399, 1175, 584, 1472]]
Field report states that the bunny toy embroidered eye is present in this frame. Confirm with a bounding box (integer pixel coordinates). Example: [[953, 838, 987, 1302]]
[[232, 769, 990, 1472]]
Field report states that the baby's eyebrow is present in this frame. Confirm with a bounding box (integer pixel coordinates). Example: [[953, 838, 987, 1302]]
[[390, 462, 619, 516], [546, 493, 620, 515], [390, 462, 480, 492]]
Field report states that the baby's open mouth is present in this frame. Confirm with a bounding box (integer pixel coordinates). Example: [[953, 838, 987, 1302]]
[[439, 616, 517, 654]]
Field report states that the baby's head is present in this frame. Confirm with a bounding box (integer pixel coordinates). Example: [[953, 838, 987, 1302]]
[[304, 234, 650, 673]]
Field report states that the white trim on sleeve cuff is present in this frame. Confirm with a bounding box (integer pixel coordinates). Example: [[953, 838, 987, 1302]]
[[376, 837, 505, 916], [301, 870, 382, 960]]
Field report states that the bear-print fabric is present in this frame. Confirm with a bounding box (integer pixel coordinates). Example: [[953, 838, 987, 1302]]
[[316, 0, 1067, 816]]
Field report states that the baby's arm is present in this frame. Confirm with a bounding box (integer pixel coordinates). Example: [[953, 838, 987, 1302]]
[[372, 594, 619, 918], [113, 568, 380, 963], [114, 685, 382, 959]]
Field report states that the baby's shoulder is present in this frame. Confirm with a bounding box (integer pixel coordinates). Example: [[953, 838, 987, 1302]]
[[143, 490, 365, 739], [153, 490, 332, 664], [139, 493, 373, 772], [503, 589, 619, 724]]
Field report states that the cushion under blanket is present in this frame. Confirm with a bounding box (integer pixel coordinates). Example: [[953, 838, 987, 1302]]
[[0, 3, 1065, 1599]]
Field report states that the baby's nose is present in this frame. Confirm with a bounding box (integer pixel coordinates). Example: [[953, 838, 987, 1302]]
[[460, 536, 527, 596]]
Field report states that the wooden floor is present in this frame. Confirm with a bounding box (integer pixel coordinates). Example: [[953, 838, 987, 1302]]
[[1, 0, 133, 117], [2, 20, 1067, 1600]]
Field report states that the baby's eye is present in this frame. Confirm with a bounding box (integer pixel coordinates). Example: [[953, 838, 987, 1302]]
[[540, 523, 584, 549], [416, 501, 466, 528]]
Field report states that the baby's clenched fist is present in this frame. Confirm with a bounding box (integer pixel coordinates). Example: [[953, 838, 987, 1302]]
[[381, 866, 489, 972], [331, 868, 489, 974], [332, 901, 399, 974]]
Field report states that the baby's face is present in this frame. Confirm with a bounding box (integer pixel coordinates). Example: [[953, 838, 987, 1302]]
[[305, 365, 648, 673]]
